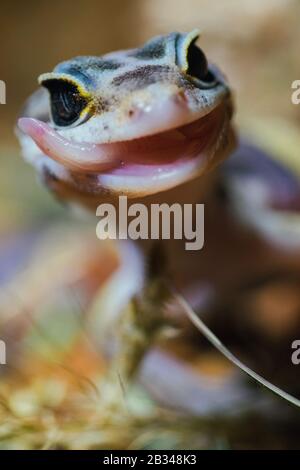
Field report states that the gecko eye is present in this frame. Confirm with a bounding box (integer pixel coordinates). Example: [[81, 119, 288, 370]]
[[41, 79, 89, 127], [177, 30, 217, 86], [186, 43, 214, 83]]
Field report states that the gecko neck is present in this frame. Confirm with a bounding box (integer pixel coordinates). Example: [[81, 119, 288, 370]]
[[132, 171, 218, 266]]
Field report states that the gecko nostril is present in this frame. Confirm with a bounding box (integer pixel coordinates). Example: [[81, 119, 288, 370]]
[[127, 107, 144, 119], [173, 90, 188, 107]]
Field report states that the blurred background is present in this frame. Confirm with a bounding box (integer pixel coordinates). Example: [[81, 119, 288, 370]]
[[0, 0, 300, 450]]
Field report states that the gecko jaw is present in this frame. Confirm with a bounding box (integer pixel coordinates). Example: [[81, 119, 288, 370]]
[[18, 100, 232, 197]]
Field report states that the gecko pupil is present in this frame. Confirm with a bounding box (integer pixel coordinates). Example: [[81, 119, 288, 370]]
[[43, 79, 88, 126], [187, 43, 215, 83]]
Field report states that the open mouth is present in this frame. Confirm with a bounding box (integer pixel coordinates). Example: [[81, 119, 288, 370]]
[[18, 101, 231, 196]]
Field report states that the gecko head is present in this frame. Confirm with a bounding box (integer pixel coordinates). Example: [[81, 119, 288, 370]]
[[18, 30, 235, 202]]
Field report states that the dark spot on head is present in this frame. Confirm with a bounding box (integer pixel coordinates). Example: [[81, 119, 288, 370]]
[[112, 65, 171, 88], [130, 39, 166, 60], [87, 59, 123, 71], [56, 58, 123, 85]]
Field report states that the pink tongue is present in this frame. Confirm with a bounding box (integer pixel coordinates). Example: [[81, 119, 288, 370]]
[[18, 117, 193, 172], [18, 113, 217, 174], [18, 118, 121, 172]]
